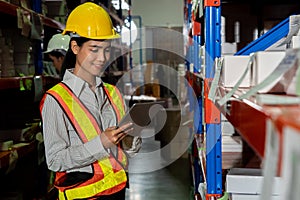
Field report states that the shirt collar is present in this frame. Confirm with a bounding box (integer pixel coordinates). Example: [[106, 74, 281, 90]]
[[62, 70, 103, 96]]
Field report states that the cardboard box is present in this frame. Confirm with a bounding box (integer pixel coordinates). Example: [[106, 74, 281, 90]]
[[226, 168, 281, 195], [222, 55, 251, 88], [1, 67, 15, 77], [1, 45, 14, 59], [14, 52, 33, 65], [15, 64, 34, 76]]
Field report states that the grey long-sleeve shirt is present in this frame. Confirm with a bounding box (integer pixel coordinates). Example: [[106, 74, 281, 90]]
[[41, 70, 129, 173]]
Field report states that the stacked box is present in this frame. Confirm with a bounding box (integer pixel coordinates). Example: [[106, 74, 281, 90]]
[[221, 114, 242, 153], [226, 168, 281, 200], [10, 0, 20, 6], [222, 42, 237, 55], [0, 33, 15, 77], [291, 36, 300, 49], [12, 33, 34, 76], [45, 1, 67, 24], [252, 51, 286, 93], [222, 55, 251, 88]]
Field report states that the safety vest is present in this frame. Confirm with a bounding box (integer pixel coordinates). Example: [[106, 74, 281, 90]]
[[40, 82, 128, 200]]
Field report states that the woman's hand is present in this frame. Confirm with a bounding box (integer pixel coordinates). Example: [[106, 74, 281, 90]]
[[100, 122, 133, 149]]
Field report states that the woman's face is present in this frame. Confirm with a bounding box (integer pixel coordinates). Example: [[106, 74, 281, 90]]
[[72, 40, 111, 78]]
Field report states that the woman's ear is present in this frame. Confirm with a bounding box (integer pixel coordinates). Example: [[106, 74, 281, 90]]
[[70, 40, 79, 55]]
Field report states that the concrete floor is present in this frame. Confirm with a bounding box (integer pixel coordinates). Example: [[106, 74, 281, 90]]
[[125, 133, 193, 200]]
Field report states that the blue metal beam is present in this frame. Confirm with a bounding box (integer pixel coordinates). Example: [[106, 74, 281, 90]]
[[193, 35, 201, 73], [235, 16, 290, 55]]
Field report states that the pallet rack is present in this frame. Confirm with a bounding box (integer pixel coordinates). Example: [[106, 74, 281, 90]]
[[184, 0, 300, 199]]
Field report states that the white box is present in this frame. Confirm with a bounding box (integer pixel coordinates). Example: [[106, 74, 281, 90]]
[[222, 55, 251, 87], [292, 36, 300, 48], [230, 193, 280, 200], [265, 37, 287, 51], [222, 136, 242, 152], [252, 51, 286, 93], [222, 121, 235, 135], [221, 113, 235, 135], [226, 168, 281, 195], [222, 42, 237, 55]]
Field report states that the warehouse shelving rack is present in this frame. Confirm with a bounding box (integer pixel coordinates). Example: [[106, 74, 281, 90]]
[[0, 1, 129, 198], [184, 0, 223, 199], [185, 0, 300, 199], [0, 0, 65, 30], [0, 2, 67, 198], [204, 0, 222, 199]]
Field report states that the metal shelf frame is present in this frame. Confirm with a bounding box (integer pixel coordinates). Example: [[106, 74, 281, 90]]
[[185, 0, 300, 199], [184, 0, 223, 198], [235, 16, 290, 55], [204, 2, 223, 198], [0, 0, 65, 30]]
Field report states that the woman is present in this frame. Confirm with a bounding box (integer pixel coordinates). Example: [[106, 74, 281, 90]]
[[40, 2, 141, 200]]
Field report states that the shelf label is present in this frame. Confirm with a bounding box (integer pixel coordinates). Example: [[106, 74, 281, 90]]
[[208, 57, 223, 102]]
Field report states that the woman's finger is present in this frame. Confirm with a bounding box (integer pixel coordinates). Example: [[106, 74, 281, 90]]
[[118, 122, 133, 132], [115, 128, 133, 144]]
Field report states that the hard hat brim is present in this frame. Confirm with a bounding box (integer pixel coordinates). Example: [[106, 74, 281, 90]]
[[62, 30, 120, 40], [43, 49, 67, 56]]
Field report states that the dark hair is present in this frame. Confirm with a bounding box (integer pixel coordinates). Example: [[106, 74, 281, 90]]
[[60, 37, 90, 79], [44, 50, 65, 62], [49, 50, 66, 58]]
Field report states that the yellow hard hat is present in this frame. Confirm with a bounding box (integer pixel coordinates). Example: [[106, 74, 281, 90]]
[[62, 2, 120, 40]]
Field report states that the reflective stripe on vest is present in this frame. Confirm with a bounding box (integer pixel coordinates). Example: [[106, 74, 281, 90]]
[[103, 82, 125, 120], [103, 83, 128, 168], [44, 82, 128, 200]]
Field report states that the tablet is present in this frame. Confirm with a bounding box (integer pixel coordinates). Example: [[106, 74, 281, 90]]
[[118, 101, 165, 136]]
